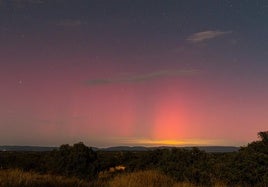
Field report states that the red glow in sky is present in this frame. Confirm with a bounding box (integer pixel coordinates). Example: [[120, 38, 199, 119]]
[[1, 1, 268, 147]]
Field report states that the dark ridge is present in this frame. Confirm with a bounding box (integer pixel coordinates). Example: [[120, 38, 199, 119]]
[[0, 146, 57, 152], [0, 145, 239, 153], [93, 146, 239, 152]]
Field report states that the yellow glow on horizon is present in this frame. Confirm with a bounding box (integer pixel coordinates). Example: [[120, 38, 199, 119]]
[[119, 138, 229, 147]]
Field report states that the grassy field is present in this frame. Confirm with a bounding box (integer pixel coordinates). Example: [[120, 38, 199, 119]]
[[0, 169, 233, 187], [0, 169, 90, 187], [107, 170, 196, 187], [106, 170, 232, 187]]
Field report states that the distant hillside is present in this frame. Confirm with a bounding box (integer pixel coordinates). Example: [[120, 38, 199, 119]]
[[0, 146, 57, 152], [195, 146, 239, 153], [97, 146, 149, 152], [95, 146, 239, 152], [0, 145, 239, 153]]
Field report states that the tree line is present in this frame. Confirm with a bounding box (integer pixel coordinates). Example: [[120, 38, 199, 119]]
[[0, 131, 267, 186]]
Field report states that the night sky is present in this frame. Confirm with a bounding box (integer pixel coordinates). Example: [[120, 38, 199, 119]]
[[1, 0, 268, 147]]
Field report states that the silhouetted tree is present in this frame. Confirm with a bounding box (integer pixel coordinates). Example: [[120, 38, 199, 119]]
[[44, 142, 98, 179], [258, 131, 268, 143]]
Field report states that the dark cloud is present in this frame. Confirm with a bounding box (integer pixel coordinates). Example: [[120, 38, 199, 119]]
[[86, 69, 201, 86]]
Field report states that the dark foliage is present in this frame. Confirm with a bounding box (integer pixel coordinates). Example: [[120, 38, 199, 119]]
[[0, 131, 267, 186], [44, 142, 98, 179]]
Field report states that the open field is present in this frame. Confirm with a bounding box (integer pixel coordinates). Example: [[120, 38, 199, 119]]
[[0, 169, 90, 187], [0, 169, 231, 187]]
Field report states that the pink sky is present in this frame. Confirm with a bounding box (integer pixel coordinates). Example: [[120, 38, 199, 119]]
[[1, 1, 268, 147], [1, 56, 267, 147]]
